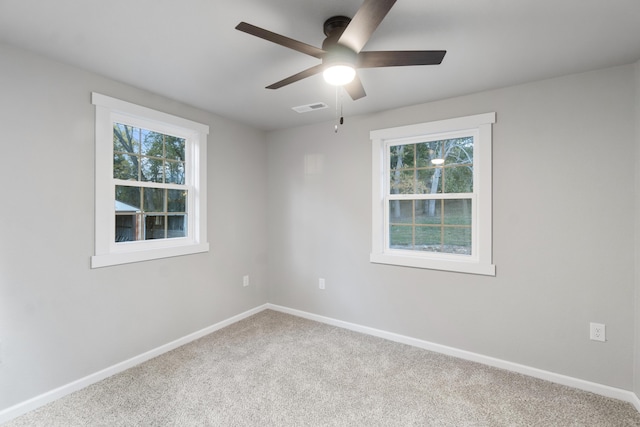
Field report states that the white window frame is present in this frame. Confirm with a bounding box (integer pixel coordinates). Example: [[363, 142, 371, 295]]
[[370, 113, 496, 276], [91, 93, 209, 268]]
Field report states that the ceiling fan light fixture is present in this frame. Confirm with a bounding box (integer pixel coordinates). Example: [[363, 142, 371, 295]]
[[322, 45, 357, 86], [323, 64, 356, 86]]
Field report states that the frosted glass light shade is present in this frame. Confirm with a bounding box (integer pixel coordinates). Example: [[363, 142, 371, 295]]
[[323, 65, 356, 86]]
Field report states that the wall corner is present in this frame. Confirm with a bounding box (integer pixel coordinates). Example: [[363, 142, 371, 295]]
[[634, 59, 640, 399]]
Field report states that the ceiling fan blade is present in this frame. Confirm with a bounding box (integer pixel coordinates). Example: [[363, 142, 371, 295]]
[[236, 22, 325, 59], [337, 0, 397, 53], [344, 75, 366, 100], [358, 50, 446, 68], [266, 64, 325, 89]]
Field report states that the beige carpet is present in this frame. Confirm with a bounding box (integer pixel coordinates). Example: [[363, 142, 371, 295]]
[[5, 310, 640, 426]]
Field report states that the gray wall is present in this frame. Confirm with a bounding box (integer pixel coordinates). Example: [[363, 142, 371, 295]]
[[267, 64, 637, 390], [0, 43, 269, 410]]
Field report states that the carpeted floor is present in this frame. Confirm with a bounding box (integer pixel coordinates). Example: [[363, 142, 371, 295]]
[[5, 310, 640, 426]]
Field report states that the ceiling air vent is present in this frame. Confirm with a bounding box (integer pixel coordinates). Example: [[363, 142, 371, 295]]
[[292, 102, 328, 113]]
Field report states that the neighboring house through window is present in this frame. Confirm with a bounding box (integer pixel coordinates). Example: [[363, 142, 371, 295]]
[[370, 113, 496, 276], [91, 93, 209, 268]]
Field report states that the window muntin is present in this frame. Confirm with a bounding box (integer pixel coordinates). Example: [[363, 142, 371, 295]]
[[91, 93, 209, 268], [370, 113, 495, 276]]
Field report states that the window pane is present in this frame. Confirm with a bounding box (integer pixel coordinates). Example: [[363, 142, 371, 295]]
[[115, 214, 137, 242], [165, 136, 185, 161], [145, 215, 165, 240], [389, 225, 412, 249], [141, 130, 164, 157], [389, 144, 415, 170], [443, 227, 472, 255], [415, 226, 441, 249], [167, 189, 186, 212], [445, 137, 474, 166], [415, 200, 441, 224], [389, 145, 401, 170], [165, 160, 185, 185], [167, 215, 187, 238], [113, 123, 139, 154], [443, 199, 472, 225], [416, 141, 443, 167], [444, 165, 473, 193], [417, 169, 442, 194], [113, 153, 138, 180], [401, 144, 415, 168], [115, 187, 141, 243], [143, 188, 164, 212], [141, 156, 164, 183], [388, 200, 413, 223], [390, 169, 416, 194], [115, 185, 141, 211]]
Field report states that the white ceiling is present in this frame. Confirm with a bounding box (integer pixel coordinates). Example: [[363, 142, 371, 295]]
[[1, 0, 639, 131]]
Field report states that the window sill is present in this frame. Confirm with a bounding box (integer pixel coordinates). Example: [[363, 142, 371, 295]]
[[370, 252, 496, 276], [91, 243, 209, 268]]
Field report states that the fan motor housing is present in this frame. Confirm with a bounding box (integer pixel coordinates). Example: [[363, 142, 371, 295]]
[[322, 44, 357, 68], [323, 16, 351, 37], [322, 16, 351, 49]]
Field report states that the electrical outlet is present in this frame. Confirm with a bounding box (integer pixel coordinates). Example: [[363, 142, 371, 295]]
[[319, 278, 325, 290], [243, 275, 249, 287], [590, 322, 606, 342]]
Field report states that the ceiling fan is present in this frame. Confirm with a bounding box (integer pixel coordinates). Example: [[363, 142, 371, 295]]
[[235, 0, 446, 100]]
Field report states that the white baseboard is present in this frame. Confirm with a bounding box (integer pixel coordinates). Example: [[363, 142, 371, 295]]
[[266, 304, 640, 413], [2, 302, 638, 425], [0, 304, 268, 425], [632, 393, 640, 413]]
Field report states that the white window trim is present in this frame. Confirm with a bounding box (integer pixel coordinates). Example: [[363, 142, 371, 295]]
[[370, 113, 496, 276], [91, 93, 209, 268]]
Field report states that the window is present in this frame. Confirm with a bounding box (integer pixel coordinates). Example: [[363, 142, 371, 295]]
[[370, 113, 495, 276], [91, 93, 209, 268]]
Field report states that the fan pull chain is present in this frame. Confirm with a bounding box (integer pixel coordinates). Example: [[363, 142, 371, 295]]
[[334, 87, 344, 133], [334, 87, 339, 132]]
